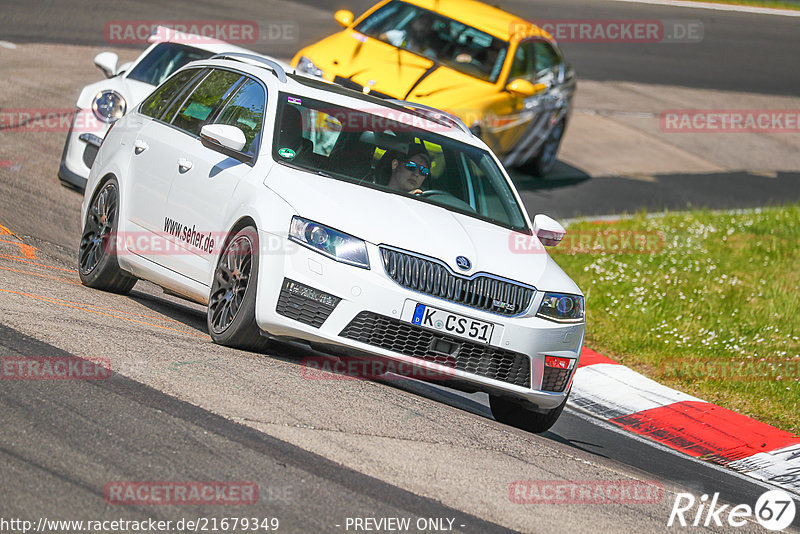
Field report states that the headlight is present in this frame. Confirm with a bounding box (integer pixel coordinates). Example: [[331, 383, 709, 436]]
[[296, 56, 324, 78], [537, 292, 584, 323], [92, 90, 126, 123], [289, 217, 369, 269]]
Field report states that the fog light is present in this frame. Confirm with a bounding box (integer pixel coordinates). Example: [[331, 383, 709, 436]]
[[283, 279, 340, 307]]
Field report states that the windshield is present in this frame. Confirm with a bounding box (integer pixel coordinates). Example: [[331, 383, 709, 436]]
[[272, 92, 528, 232], [354, 0, 508, 83], [127, 43, 213, 86]]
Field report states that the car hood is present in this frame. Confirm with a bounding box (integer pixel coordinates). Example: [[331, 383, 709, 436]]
[[307, 31, 495, 110], [266, 164, 580, 294], [76, 75, 158, 110]]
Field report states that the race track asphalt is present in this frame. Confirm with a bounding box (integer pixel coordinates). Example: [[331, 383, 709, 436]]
[[2, 0, 799, 94], [1, 1, 799, 531]]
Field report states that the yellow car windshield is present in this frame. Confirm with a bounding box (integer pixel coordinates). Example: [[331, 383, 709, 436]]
[[354, 0, 508, 83]]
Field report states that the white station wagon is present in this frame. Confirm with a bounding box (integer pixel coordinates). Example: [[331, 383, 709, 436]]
[[79, 53, 585, 432]]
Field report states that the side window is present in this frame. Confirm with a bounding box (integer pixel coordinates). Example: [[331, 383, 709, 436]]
[[139, 68, 202, 119], [534, 42, 561, 80], [214, 79, 267, 157], [170, 69, 243, 137], [508, 42, 534, 81]]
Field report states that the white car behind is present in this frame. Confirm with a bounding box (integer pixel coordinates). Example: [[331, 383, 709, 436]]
[[58, 26, 274, 190]]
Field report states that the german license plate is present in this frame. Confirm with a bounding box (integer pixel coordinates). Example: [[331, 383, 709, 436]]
[[411, 303, 494, 344]]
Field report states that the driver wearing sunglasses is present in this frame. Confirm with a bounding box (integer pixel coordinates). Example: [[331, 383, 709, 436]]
[[387, 144, 432, 195]]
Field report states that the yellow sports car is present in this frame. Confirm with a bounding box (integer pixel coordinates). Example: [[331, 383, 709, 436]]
[[292, 0, 575, 176]]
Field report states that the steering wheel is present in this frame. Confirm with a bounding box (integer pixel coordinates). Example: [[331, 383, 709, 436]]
[[417, 189, 476, 212], [418, 189, 450, 197]]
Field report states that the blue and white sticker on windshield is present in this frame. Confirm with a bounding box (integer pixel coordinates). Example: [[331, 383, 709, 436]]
[[288, 96, 302, 105]]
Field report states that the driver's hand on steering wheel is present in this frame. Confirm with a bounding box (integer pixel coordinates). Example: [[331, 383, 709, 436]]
[[410, 189, 424, 195]]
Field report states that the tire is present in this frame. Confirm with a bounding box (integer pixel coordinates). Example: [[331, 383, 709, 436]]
[[207, 225, 270, 351], [528, 119, 565, 178], [78, 178, 137, 294], [489, 390, 570, 434]]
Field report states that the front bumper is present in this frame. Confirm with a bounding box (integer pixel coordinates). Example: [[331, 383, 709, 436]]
[[254, 233, 584, 410], [58, 108, 109, 190]]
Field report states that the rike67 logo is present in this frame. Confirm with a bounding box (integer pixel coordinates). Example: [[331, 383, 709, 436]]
[[668, 489, 796, 530]]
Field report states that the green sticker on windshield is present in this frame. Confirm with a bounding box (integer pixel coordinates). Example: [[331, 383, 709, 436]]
[[278, 147, 296, 159]]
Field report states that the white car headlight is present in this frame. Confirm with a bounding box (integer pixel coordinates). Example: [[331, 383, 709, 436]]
[[537, 292, 584, 323], [289, 216, 369, 269], [92, 90, 126, 123], [296, 56, 324, 78]]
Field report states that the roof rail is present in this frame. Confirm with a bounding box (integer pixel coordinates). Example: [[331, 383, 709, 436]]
[[209, 53, 287, 83], [387, 99, 472, 136]]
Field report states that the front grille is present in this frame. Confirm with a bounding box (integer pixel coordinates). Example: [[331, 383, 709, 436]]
[[380, 247, 535, 316], [276, 279, 340, 328], [333, 76, 393, 99], [541, 366, 571, 392], [340, 312, 531, 388]]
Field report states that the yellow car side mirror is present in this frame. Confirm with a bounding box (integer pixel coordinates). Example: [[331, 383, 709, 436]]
[[506, 79, 547, 97], [334, 10, 354, 27]]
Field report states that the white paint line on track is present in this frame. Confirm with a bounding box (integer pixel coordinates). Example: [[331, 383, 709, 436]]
[[610, 0, 800, 16], [0, 41, 17, 49]]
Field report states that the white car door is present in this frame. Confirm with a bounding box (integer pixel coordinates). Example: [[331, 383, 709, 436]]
[[159, 71, 267, 286], [125, 67, 207, 265]]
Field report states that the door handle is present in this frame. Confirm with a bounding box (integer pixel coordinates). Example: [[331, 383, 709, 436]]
[[177, 158, 193, 172], [134, 139, 148, 154]]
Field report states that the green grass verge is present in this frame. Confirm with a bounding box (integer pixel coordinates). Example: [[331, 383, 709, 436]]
[[683, 0, 800, 10], [552, 205, 800, 434]]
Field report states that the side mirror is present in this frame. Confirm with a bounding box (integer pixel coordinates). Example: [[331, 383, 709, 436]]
[[533, 214, 565, 247], [334, 9, 354, 27], [505, 78, 547, 97], [94, 52, 119, 78], [200, 124, 251, 163]]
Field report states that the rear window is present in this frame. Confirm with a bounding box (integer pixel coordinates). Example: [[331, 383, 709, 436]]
[[139, 68, 204, 119], [169, 69, 243, 137]]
